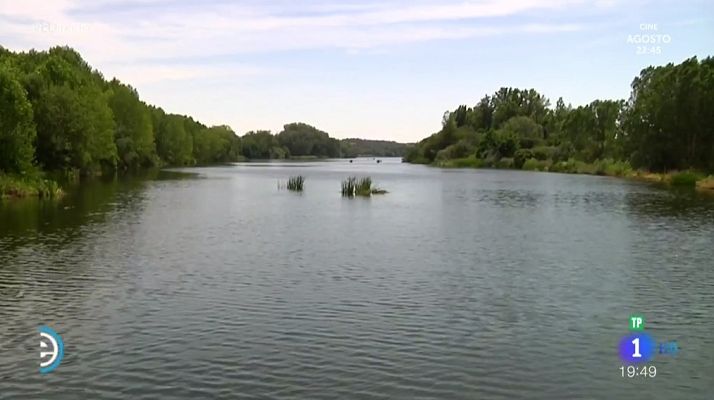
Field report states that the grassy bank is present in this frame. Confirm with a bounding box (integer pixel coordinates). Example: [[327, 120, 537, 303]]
[[695, 176, 714, 192], [0, 173, 63, 199], [432, 156, 713, 190]]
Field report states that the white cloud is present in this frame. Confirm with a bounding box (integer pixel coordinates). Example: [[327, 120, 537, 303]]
[[0, 0, 606, 139], [102, 63, 276, 86], [1, 0, 591, 65]]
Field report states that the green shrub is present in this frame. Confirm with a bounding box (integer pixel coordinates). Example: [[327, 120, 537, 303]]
[[494, 130, 518, 158], [435, 140, 475, 161], [522, 158, 540, 171], [438, 155, 484, 168], [596, 159, 633, 177], [550, 158, 577, 173], [552, 144, 575, 162], [532, 146, 556, 161], [0, 173, 63, 199], [514, 149, 533, 169], [522, 158, 551, 171], [670, 171, 701, 187], [518, 137, 542, 149], [496, 157, 514, 169], [574, 161, 597, 175]]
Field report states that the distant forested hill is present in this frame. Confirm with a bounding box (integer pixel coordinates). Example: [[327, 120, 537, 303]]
[[340, 138, 410, 158]]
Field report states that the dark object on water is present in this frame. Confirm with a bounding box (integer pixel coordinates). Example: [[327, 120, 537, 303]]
[[376, 159, 381, 163], [286, 175, 305, 191], [349, 160, 353, 163]]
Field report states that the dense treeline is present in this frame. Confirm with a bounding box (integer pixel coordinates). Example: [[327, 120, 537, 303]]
[[0, 46, 246, 179], [340, 139, 408, 158], [241, 124, 409, 159], [405, 56, 714, 174], [279, 123, 341, 158], [239, 123, 340, 159]]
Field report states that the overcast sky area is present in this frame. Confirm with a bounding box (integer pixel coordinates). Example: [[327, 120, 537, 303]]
[[1, 0, 712, 142]]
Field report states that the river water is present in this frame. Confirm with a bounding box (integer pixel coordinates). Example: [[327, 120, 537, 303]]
[[1, 158, 713, 399]]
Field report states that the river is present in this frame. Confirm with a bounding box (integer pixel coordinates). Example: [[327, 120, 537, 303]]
[[1, 158, 713, 399]]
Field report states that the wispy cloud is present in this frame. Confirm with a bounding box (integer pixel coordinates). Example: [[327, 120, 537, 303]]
[[2, 0, 591, 65], [5, 0, 663, 140]]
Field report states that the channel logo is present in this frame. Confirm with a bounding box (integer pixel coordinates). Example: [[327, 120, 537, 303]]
[[619, 332, 656, 363], [39, 326, 64, 374], [618, 314, 678, 364]]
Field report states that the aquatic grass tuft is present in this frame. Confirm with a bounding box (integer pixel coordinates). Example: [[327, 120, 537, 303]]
[[286, 175, 305, 191], [0, 173, 63, 199], [341, 176, 387, 197], [669, 171, 701, 187], [355, 177, 372, 196], [341, 176, 357, 196]]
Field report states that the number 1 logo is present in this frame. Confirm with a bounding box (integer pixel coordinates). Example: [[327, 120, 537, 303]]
[[632, 337, 641, 358], [619, 333, 654, 363]]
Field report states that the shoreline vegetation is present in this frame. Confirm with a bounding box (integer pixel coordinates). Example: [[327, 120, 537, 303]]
[[1, 46, 711, 199], [404, 56, 714, 194], [0, 46, 407, 199], [0, 172, 63, 199], [433, 156, 714, 192]]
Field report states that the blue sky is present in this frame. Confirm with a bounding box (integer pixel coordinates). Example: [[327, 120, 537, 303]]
[[1, 0, 712, 142]]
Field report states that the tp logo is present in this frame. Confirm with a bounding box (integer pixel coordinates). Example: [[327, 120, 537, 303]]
[[39, 326, 64, 374]]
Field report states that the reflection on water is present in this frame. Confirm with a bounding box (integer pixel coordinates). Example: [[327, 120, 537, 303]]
[[1, 160, 713, 399]]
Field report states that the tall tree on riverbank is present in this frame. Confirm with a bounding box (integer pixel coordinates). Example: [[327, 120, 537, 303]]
[[193, 125, 242, 164], [154, 112, 194, 166], [108, 80, 156, 169], [0, 68, 36, 173], [34, 83, 118, 173], [623, 57, 714, 171]]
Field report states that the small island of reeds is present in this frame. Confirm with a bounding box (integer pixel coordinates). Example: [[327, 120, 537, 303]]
[[287, 175, 305, 191], [341, 176, 387, 197]]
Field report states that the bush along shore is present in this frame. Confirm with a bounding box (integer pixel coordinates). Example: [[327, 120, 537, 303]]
[[0, 173, 63, 199], [404, 56, 714, 192]]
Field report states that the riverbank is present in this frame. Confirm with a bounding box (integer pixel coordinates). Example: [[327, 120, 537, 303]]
[[430, 156, 714, 193], [0, 173, 63, 199]]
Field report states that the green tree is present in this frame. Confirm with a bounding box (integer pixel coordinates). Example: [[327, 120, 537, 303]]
[[277, 122, 340, 157], [241, 130, 284, 159], [193, 125, 242, 164], [0, 68, 36, 173], [34, 84, 116, 173], [622, 57, 714, 171], [155, 113, 194, 165], [108, 80, 156, 169], [498, 116, 543, 149]]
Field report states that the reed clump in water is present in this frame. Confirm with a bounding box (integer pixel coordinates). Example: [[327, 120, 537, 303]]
[[341, 176, 387, 197], [286, 175, 305, 191]]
